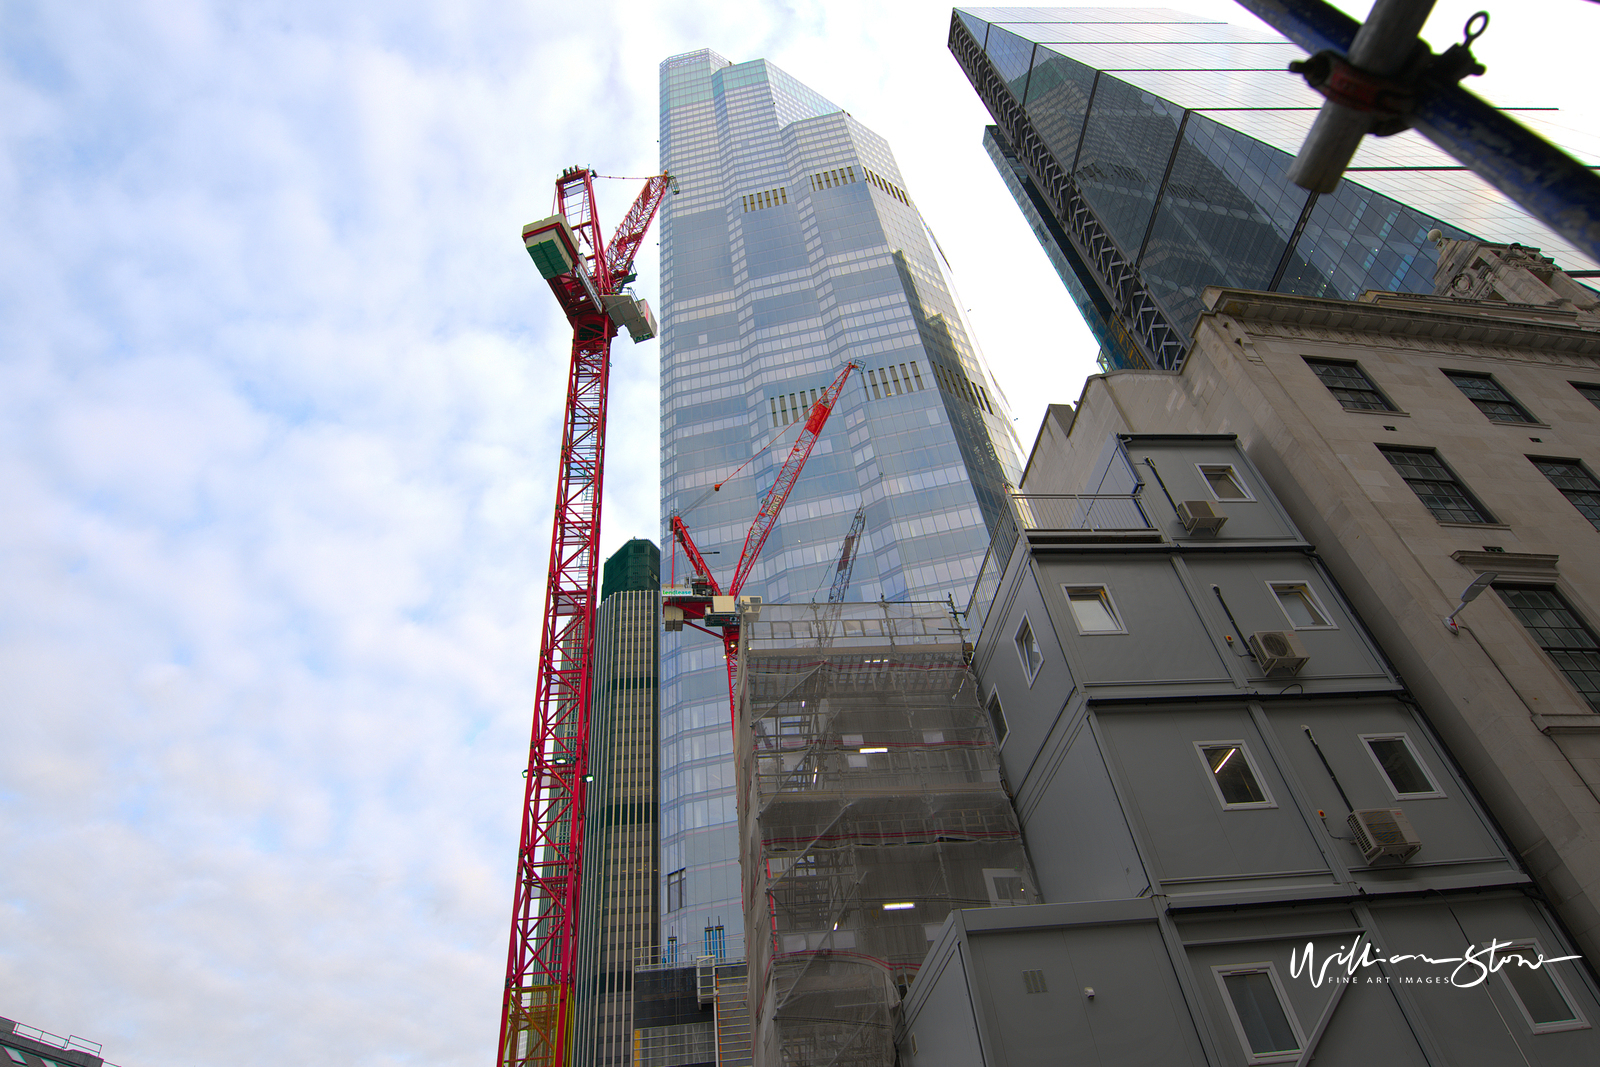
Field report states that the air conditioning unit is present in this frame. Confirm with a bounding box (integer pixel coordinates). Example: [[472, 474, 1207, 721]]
[[1248, 630, 1310, 673], [1348, 808, 1422, 863], [1177, 499, 1227, 533]]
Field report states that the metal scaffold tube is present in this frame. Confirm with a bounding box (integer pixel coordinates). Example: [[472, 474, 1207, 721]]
[[1234, 0, 1600, 264]]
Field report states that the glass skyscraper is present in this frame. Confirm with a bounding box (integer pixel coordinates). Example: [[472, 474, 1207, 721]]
[[656, 49, 1024, 960], [949, 7, 1600, 371]]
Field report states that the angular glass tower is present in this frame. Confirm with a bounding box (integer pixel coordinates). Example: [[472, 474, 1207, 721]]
[[949, 7, 1600, 371], [657, 49, 1024, 959]]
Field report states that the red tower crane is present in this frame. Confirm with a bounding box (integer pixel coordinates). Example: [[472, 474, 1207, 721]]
[[663, 361, 860, 723], [500, 166, 674, 1067]]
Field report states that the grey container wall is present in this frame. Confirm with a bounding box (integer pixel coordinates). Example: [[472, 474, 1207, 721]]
[[904, 433, 1600, 1065], [901, 893, 1600, 1067]]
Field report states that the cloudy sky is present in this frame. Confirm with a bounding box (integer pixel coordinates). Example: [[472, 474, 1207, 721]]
[[2, 2, 1595, 1065]]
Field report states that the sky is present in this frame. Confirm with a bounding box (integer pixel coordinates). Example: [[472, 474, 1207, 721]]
[[1, 2, 1596, 1065]]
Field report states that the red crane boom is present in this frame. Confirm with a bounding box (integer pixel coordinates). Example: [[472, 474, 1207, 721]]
[[665, 361, 860, 723], [500, 167, 673, 1067]]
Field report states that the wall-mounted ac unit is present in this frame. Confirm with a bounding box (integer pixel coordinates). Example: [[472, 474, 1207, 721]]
[[1177, 499, 1227, 533], [1248, 630, 1310, 673], [1348, 808, 1422, 863]]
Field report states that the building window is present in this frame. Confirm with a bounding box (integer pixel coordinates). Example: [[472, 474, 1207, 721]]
[[1014, 616, 1042, 683], [1306, 359, 1396, 411], [1531, 458, 1600, 531], [1268, 582, 1335, 629], [1195, 741, 1275, 809], [3, 1049, 24, 1065], [1064, 585, 1125, 634], [1213, 964, 1304, 1063], [986, 689, 1009, 747], [1198, 463, 1253, 501], [1570, 382, 1600, 411], [1445, 370, 1537, 423], [983, 868, 1030, 906], [1492, 939, 1590, 1033], [1497, 587, 1600, 711], [1378, 447, 1494, 524], [1360, 734, 1445, 799], [667, 868, 686, 912]]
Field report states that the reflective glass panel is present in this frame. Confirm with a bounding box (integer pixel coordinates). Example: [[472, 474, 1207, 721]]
[[1306, 359, 1395, 411], [1378, 448, 1492, 524], [1223, 970, 1300, 1054], [1202, 744, 1267, 806], [1066, 587, 1120, 632], [1273, 585, 1329, 629], [1445, 371, 1535, 423], [1497, 587, 1600, 710], [1501, 947, 1580, 1025], [1366, 737, 1436, 796], [1531, 459, 1600, 531]]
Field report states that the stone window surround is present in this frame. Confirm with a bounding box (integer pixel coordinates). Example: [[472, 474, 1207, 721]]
[[1450, 551, 1600, 732]]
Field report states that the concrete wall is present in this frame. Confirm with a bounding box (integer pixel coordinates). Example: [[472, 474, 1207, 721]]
[[901, 892, 1600, 1067]]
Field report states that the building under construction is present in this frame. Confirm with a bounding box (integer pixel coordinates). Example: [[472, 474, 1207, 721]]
[[734, 601, 1035, 1067]]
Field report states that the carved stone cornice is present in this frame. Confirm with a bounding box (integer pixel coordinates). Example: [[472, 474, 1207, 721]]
[[1202, 287, 1600, 358]]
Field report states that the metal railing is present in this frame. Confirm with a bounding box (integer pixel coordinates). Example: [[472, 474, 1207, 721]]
[[965, 493, 1153, 636], [1009, 493, 1153, 532]]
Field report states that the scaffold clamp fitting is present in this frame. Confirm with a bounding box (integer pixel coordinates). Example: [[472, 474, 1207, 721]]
[[1289, 11, 1489, 138]]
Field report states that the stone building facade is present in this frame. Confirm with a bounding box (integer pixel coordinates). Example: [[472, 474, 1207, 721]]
[[1021, 240, 1600, 966]]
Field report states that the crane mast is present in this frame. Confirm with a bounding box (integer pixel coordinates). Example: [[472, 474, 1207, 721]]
[[664, 361, 860, 724], [827, 505, 868, 605], [500, 167, 673, 1067]]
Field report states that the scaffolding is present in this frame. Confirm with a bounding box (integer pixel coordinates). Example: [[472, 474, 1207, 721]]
[[735, 602, 1036, 1067]]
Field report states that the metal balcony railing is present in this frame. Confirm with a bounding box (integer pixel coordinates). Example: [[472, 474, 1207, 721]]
[[965, 492, 1152, 636], [1009, 493, 1153, 532]]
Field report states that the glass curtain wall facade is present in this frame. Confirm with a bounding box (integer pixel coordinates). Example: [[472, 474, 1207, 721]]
[[572, 540, 661, 1067], [657, 50, 1024, 961], [950, 7, 1600, 371]]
